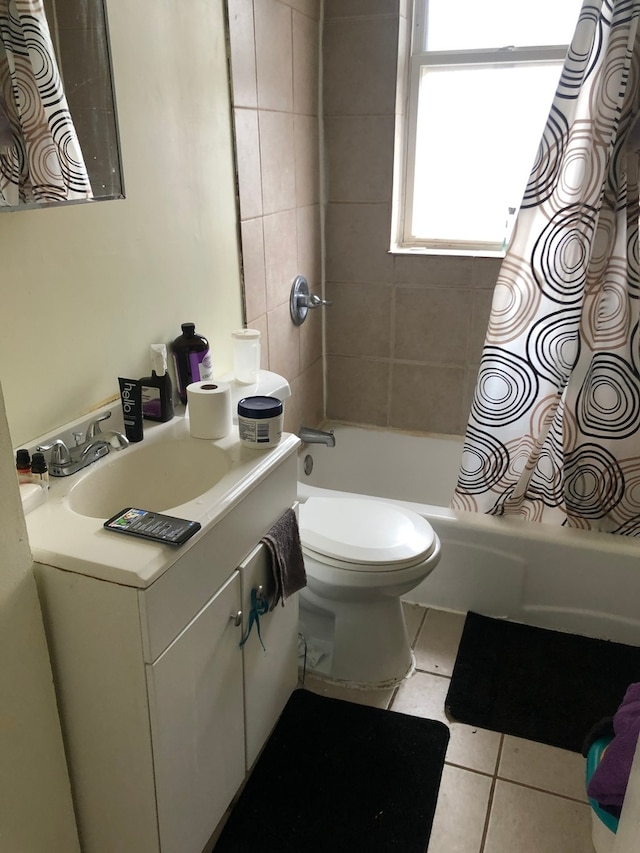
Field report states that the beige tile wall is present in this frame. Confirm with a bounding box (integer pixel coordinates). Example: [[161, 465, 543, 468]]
[[323, 0, 501, 436], [227, 0, 323, 434], [229, 0, 501, 438]]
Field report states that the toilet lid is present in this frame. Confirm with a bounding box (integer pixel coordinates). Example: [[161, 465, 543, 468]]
[[299, 497, 437, 569]]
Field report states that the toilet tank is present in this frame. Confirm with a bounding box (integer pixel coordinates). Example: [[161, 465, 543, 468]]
[[218, 369, 291, 423]]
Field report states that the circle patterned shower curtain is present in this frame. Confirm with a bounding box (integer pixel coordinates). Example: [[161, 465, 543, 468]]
[[0, 0, 92, 206], [452, 0, 640, 533]]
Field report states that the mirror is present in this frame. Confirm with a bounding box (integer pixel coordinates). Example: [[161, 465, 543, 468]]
[[0, 0, 123, 209]]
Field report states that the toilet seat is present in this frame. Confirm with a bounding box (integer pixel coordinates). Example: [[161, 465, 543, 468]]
[[299, 497, 437, 571]]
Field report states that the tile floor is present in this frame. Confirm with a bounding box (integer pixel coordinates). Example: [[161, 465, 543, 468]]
[[301, 606, 596, 853]]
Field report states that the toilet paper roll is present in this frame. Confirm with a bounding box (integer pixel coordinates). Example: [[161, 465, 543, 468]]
[[187, 381, 232, 439]]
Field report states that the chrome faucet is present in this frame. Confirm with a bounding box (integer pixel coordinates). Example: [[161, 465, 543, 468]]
[[85, 411, 129, 449], [298, 426, 336, 447], [36, 436, 110, 477], [37, 411, 129, 477]]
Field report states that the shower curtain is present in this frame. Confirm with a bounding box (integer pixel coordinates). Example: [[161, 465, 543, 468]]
[[452, 0, 640, 534], [0, 0, 92, 205]]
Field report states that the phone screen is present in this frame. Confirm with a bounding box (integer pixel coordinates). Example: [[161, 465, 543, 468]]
[[103, 508, 201, 546]]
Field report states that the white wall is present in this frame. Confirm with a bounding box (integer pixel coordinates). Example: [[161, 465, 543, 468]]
[[0, 2, 243, 849], [0, 384, 80, 851], [0, 0, 243, 447]]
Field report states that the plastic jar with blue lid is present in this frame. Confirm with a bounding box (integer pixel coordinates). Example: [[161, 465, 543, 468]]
[[237, 396, 283, 448]]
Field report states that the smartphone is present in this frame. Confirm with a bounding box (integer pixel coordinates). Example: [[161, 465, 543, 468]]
[[103, 507, 201, 546]]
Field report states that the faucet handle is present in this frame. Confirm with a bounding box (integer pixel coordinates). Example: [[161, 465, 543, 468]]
[[86, 411, 112, 439], [307, 293, 333, 309], [36, 438, 71, 465], [290, 275, 333, 326]]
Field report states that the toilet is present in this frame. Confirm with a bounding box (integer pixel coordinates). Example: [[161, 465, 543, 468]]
[[298, 497, 441, 687]]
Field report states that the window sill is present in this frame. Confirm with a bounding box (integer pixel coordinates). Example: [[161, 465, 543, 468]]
[[390, 244, 506, 259]]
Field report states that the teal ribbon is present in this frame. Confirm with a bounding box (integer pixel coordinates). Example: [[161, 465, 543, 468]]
[[239, 587, 270, 651]]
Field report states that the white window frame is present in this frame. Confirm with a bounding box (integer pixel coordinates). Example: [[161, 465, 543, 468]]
[[393, 1, 571, 257]]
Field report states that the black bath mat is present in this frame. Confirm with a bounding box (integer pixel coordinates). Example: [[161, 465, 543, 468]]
[[446, 611, 640, 753], [214, 688, 449, 853]]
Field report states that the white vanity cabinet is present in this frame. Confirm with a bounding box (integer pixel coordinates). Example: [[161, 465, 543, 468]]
[[146, 571, 245, 853], [34, 450, 299, 853], [239, 542, 299, 770]]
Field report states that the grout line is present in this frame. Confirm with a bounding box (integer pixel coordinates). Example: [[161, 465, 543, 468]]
[[493, 775, 590, 805], [479, 776, 497, 853], [410, 603, 427, 646], [442, 760, 494, 779], [413, 667, 453, 681], [387, 283, 397, 426], [318, 0, 328, 420], [478, 735, 503, 853], [324, 14, 398, 24], [494, 731, 505, 778]]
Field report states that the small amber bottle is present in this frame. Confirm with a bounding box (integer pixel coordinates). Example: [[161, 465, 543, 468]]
[[16, 449, 31, 484]]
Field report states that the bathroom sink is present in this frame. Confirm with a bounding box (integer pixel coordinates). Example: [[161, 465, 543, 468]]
[[67, 439, 232, 519]]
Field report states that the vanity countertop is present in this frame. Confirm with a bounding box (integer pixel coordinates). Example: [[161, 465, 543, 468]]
[[25, 411, 299, 588]]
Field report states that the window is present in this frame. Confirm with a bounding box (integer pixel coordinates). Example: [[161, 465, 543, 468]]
[[394, 0, 584, 256]]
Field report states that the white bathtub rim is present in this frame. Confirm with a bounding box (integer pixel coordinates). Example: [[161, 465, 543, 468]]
[[296, 424, 640, 645], [298, 480, 640, 559], [314, 418, 465, 444]]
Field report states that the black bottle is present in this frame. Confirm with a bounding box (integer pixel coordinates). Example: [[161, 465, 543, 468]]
[[141, 344, 174, 422], [171, 323, 214, 404], [30, 452, 49, 489], [16, 448, 31, 484]]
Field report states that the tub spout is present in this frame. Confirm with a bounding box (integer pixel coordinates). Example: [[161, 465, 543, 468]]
[[299, 426, 336, 447]]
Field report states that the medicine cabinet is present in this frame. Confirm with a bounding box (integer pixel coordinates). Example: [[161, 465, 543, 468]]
[[0, 0, 123, 210]]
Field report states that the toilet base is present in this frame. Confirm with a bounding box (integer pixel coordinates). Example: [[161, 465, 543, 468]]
[[299, 588, 414, 687], [299, 649, 416, 692]]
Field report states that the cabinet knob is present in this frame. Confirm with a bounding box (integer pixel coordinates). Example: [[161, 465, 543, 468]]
[[231, 610, 243, 627]]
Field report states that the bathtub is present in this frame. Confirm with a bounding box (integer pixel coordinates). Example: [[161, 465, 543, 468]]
[[297, 424, 640, 646]]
